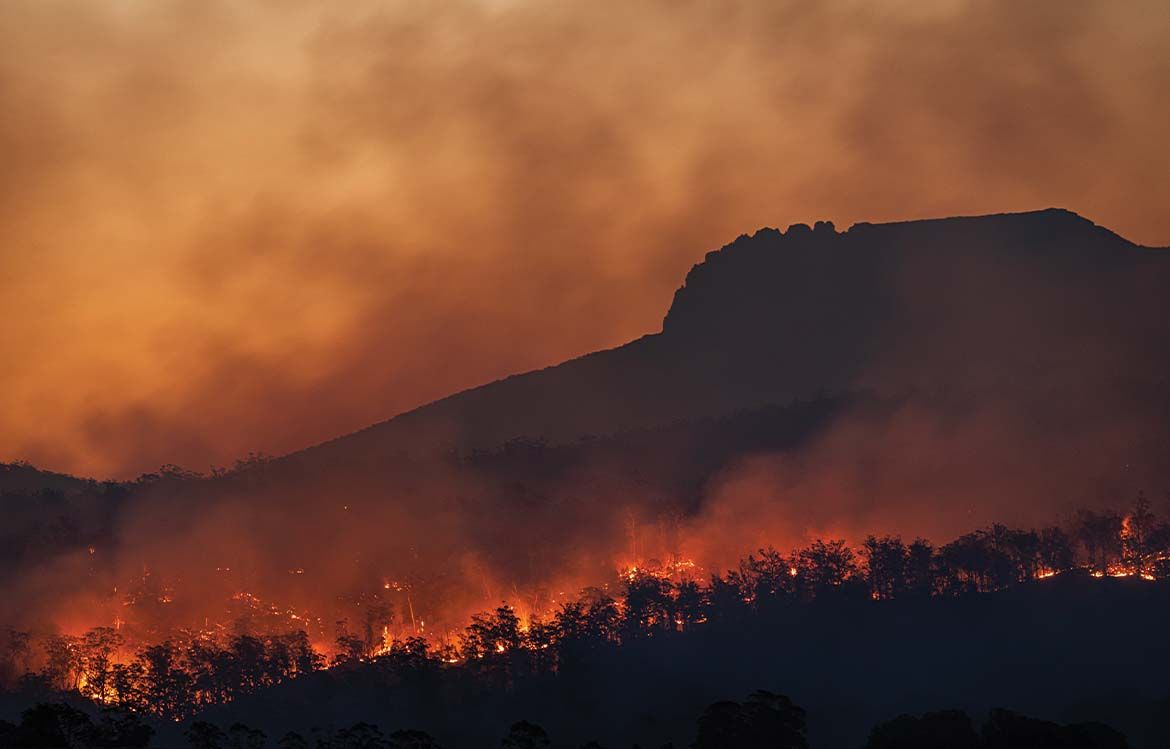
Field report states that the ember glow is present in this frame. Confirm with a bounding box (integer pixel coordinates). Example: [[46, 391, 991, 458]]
[[1, 2, 1169, 745], [4, 494, 1168, 721]]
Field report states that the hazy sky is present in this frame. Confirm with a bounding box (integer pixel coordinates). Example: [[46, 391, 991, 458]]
[[2, 0, 1168, 478]]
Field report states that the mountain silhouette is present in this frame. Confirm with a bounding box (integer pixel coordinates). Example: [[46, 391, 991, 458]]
[[9, 208, 1170, 588], [285, 208, 1170, 473], [5, 207, 1170, 709]]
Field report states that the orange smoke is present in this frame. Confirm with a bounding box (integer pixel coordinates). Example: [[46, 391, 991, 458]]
[[1, 0, 1169, 477]]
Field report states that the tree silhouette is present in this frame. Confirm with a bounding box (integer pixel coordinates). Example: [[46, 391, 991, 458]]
[[741, 691, 807, 748], [865, 710, 978, 749], [501, 720, 551, 749], [140, 642, 192, 718], [278, 732, 309, 749], [1038, 527, 1076, 575], [0, 626, 31, 689], [16, 703, 93, 748], [363, 602, 395, 657], [706, 573, 751, 626], [740, 547, 796, 606], [186, 720, 227, 749], [1124, 492, 1157, 574], [1075, 510, 1124, 575], [78, 627, 122, 704], [694, 691, 807, 748], [938, 532, 992, 593], [92, 710, 154, 748], [862, 536, 909, 600], [795, 539, 859, 599], [905, 539, 937, 597], [389, 728, 443, 748], [998, 526, 1041, 583], [622, 573, 674, 638], [334, 721, 387, 749], [42, 634, 82, 691], [981, 709, 1126, 749], [334, 618, 368, 667], [228, 635, 268, 693], [0, 705, 153, 749], [463, 604, 524, 659], [674, 578, 706, 629], [227, 722, 266, 749], [695, 701, 745, 748]]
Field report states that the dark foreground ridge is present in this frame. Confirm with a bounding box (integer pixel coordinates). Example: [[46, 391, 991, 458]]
[[4, 569, 1168, 747]]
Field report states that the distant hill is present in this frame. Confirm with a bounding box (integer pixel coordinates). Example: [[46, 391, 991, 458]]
[[12, 209, 1169, 488], [286, 208, 1170, 472], [0, 462, 91, 495]]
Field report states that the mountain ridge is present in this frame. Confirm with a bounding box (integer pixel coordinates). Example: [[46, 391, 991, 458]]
[[8, 208, 1164, 481], [283, 207, 1170, 473]]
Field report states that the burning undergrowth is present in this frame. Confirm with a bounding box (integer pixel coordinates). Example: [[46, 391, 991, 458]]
[[3, 384, 1170, 662], [1, 491, 1168, 722]]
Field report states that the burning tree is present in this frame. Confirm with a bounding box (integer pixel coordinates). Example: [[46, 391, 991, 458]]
[[1075, 509, 1124, 576]]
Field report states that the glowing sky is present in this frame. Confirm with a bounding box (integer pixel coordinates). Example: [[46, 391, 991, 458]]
[[2, 0, 1168, 477]]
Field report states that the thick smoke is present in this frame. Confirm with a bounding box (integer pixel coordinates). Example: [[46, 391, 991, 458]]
[[1, 0, 1168, 477], [1, 448, 649, 646], [2, 0, 1170, 652], [681, 395, 1170, 574], [679, 215, 1170, 570]]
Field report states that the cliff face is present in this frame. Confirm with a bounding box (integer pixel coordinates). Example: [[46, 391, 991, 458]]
[[664, 208, 1148, 348], [288, 208, 1170, 470], [659, 208, 1169, 394]]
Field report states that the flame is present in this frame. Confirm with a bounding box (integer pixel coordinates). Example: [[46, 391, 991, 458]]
[[20, 513, 1168, 721], [618, 557, 700, 583]]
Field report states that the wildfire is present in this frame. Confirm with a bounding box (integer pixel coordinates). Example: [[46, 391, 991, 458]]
[[17, 499, 1170, 726], [619, 557, 700, 583]]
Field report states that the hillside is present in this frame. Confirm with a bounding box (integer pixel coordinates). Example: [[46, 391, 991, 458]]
[[0, 462, 92, 495], [166, 576, 1170, 749], [286, 208, 1170, 474], [5, 208, 1170, 656]]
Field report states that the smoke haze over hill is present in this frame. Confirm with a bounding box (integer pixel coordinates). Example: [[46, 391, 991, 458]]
[[1, 0, 1169, 477], [4, 210, 1170, 650]]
